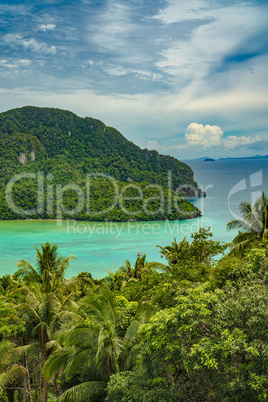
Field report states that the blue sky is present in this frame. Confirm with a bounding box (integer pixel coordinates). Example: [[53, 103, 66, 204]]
[[0, 0, 268, 159]]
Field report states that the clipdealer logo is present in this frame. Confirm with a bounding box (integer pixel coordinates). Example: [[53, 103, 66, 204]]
[[5, 171, 202, 221], [228, 170, 263, 221], [66, 218, 211, 239]]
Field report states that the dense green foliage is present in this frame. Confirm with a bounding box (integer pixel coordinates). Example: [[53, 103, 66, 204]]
[[0, 106, 201, 221], [1, 207, 268, 401]]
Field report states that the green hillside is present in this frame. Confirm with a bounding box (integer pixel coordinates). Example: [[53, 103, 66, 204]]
[[0, 106, 201, 221]]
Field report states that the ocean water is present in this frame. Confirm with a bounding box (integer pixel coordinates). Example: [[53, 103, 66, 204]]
[[0, 158, 267, 279], [186, 158, 268, 226]]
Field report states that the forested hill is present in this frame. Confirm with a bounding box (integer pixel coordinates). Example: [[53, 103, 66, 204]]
[[0, 106, 201, 221], [0, 106, 195, 186]]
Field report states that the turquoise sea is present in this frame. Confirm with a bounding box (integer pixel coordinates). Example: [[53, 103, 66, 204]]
[[0, 158, 268, 279]]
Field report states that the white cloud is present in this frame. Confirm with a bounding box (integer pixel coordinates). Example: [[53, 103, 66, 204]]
[[39, 23, 56, 32], [174, 123, 266, 151], [88, 3, 137, 53], [224, 135, 262, 149], [0, 58, 31, 69], [152, 0, 218, 24], [146, 140, 165, 152], [103, 65, 129, 77], [18, 59, 32, 65], [147, 124, 223, 152], [0, 85, 267, 159], [181, 123, 223, 149], [103, 64, 163, 80], [4, 34, 56, 54], [0, 3, 29, 15], [154, 1, 268, 99]]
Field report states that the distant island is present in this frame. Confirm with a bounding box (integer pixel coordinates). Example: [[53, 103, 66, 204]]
[[192, 156, 215, 161], [188, 155, 268, 162], [219, 155, 268, 160], [0, 106, 202, 221]]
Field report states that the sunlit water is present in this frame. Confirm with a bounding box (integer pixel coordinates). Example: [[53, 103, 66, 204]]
[[0, 159, 267, 278]]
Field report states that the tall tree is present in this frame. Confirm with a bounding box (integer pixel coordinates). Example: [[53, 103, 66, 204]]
[[15, 281, 78, 402], [0, 340, 25, 400], [158, 228, 226, 282], [121, 255, 157, 282], [15, 242, 76, 292], [44, 289, 140, 401]]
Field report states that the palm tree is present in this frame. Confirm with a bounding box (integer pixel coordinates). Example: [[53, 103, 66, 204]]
[[0, 340, 26, 401], [43, 289, 141, 401], [121, 255, 157, 282], [104, 268, 128, 291], [0, 275, 18, 293], [158, 237, 189, 266], [104, 255, 157, 291], [15, 281, 79, 402], [1, 245, 79, 402], [226, 191, 268, 255], [15, 242, 76, 292], [0, 287, 34, 402]]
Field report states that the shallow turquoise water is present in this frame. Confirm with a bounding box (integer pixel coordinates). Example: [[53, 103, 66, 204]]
[[1, 158, 268, 279], [0, 218, 218, 279]]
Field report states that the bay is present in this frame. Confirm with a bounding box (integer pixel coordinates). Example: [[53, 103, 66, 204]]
[[0, 158, 268, 279]]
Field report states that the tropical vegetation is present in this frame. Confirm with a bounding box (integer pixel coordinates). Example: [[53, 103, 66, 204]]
[[1, 196, 268, 400], [0, 106, 202, 221]]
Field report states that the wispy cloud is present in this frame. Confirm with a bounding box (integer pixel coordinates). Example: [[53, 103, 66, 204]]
[[4, 34, 56, 55], [154, 1, 268, 83], [39, 23, 56, 32], [0, 3, 29, 16], [88, 2, 136, 53], [0, 58, 31, 69], [152, 0, 218, 24], [224, 135, 263, 150], [103, 64, 163, 81], [147, 140, 169, 152], [0, 0, 267, 158]]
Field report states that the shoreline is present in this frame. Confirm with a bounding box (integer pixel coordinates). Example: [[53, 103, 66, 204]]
[[0, 213, 201, 224]]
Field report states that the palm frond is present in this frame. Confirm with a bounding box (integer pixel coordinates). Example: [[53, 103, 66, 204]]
[[0, 365, 25, 390], [238, 200, 252, 216], [12, 344, 32, 358], [228, 230, 256, 256], [227, 192, 268, 255], [228, 240, 252, 256], [58, 324, 98, 347], [226, 219, 251, 232], [232, 230, 257, 245], [43, 348, 76, 379], [0, 340, 15, 365], [57, 381, 106, 402], [14, 262, 39, 282]]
